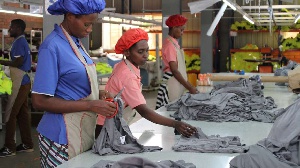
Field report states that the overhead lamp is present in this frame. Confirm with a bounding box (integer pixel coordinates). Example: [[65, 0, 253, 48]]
[[222, 0, 236, 11], [294, 14, 300, 23], [120, 24, 139, 28], [207, 3, 227, 36], [0, 9, 15, 14], [16, 11, 43, 17], [243, 15, 254, 24]]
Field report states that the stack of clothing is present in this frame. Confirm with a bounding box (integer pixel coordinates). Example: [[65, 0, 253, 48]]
[[172, 127, 247, 153], [167, 78, 283, 123], [92, 156, 196, 168], [229, 98, 300, 168], [274, 60, 298, 86]]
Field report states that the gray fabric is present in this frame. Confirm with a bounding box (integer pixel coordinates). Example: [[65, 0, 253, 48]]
[[92, 97, 162, 155], [230, 145, 295, 168], [167, 78, 281, 123], [274, 60, 298, 86], [229, 98, 300, 168], [91, 156, 196, 168], [172, 127, 247, 153]]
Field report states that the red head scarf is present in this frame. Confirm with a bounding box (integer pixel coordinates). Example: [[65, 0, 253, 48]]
[[115, 28, 148, 54], [165, 14, 188, 27]]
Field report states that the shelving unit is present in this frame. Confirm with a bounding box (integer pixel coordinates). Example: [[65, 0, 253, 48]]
[[29, 30, 42, 52]]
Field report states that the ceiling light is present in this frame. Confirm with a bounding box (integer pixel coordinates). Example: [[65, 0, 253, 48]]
[[16, 11, 43, 17], [0, 9, 15, 14], [120, 24, 139, 28], [243, 15, 254, 24], [207, 3, 227, 36], [223, 0, 236, 11], [294, 14, 300, 23]]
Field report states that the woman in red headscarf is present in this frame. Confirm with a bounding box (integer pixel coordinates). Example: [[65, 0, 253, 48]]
[[156, 14, 198, 110], [96, 28, 197, 138]]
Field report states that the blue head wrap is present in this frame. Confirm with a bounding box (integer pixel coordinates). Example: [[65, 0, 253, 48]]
[[48, 0, 106, 15]]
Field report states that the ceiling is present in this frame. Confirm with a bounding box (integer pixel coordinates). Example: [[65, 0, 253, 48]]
[[233, 0, 300, 26], [1, 0, 300, 26]]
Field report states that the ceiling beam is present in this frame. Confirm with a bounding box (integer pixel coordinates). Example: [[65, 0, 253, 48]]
[[241, 5, 300, 10]]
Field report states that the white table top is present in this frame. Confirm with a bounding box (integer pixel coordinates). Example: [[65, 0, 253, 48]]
[[57, 75, 297, 168]]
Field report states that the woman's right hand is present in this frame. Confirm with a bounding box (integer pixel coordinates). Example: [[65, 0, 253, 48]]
[[89, 100, 117, 117], [189, 86, 199, 94]]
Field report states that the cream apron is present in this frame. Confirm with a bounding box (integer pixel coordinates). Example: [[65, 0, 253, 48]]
[[61, 25, 99, 159], [4, 35, 27, 122], [167, 37, 188, 102]]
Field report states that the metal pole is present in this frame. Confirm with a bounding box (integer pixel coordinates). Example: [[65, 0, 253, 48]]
[[155, 33, 161, 81]]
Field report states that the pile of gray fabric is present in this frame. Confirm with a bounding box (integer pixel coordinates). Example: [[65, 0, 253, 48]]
[[92, 96, 162, 155], [172, 127, 247, 153], [229, 98, 300, 168], [274, 60, 298, 86], [167, 78, 283, 122], [91, 156, 196, 168]]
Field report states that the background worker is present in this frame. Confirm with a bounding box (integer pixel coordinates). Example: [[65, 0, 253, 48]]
[[31, 0, 116, 167], [0, 19, 34, 157], [156, 14, 198, 110], [97, 28, 197, 138]]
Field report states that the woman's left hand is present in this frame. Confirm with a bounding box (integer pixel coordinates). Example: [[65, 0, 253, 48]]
[[174, 121, 197, 137]]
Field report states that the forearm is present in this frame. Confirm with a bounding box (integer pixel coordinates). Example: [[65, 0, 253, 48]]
[[135, 105, 175, 128], [32, 94, 92, 113], [0, 59, 20, 67]]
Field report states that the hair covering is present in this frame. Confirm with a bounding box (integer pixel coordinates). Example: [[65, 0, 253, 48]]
[[115, 28, 148, 54], [48, 0, 106, 15], [165, 14, 188, 27]]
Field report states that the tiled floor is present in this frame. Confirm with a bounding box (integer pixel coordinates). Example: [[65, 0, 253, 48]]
[[0, 84, 158, 168]]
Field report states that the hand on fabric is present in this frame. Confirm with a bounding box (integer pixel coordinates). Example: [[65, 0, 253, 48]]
[[174, 121, 197, 137], [90, 100, 117, 117], [189, 87, 199, 94]]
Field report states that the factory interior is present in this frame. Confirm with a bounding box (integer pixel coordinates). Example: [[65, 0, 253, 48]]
[[0, 0, 300, 167]]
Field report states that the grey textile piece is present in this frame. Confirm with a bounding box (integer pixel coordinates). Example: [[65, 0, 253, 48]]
[[229, 98, 300, 168], [172, 127, 247, 153], [91, 156, 196, 168], [229, 145, 295, 168], [167, 78, 281, 123], [274, 60, 298, 86], [92, 97, 162, 155]]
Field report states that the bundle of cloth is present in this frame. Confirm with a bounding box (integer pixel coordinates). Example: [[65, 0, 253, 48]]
[[92, 96, 162, 155], [167, 78, 283, 123], [172, 127, 248, 154], [91, 156, 196, 168], [229, 98, 300, 168], [274, 60, 298, 86]]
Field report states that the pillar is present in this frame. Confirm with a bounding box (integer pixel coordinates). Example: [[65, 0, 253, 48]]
[[200, 10, 214, 73]]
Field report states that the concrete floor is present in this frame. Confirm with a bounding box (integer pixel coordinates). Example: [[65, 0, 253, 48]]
[[0, 85, 158, 168]]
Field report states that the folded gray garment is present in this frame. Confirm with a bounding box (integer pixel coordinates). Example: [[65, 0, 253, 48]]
[[172, 127, 247, 153], [92, 97, 162, 155], [91, 156, 196, 168], [229, 145, 295, 168]]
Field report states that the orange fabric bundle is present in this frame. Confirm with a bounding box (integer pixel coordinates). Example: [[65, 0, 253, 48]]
[[115, 28, 149, 54], [165, 14, 188, 27]]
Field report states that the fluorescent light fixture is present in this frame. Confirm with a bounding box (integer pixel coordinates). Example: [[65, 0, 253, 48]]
[[294, 15, 300, 23], [243, 15, 254, 24], [16, 12, 43, 17], [120, 24, 139, 28], [0, 9, 15, 14], [222, 0, 236, 11], [207, 3, 227, 36]]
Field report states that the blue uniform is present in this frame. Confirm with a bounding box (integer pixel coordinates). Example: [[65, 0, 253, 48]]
[[32, 24, 94, 144], [10, 36, 31, 85]]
